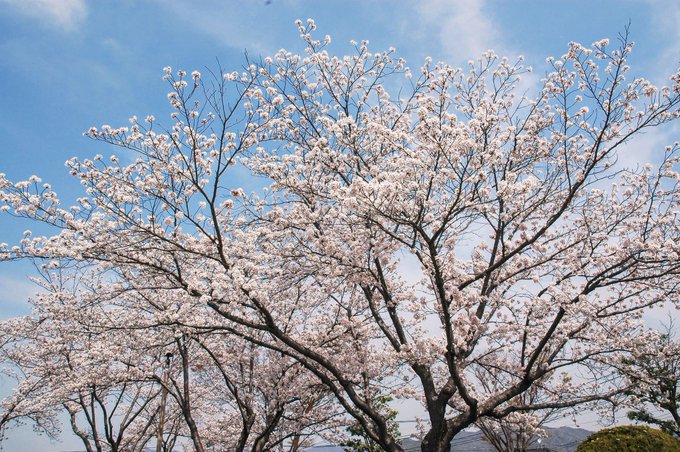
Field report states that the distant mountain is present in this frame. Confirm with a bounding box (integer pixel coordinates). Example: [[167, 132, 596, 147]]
[[539, 426, 592, 451], [306, 426, 591, 452]]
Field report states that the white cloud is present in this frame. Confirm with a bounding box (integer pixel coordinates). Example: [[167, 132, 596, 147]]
[[602, 2, 680, 170], [0, 274, 37, 318], [615, 125, 678, 170], [157, 0, 274, 54], [413, 0, 501, 63], [645, 0, 680, 85], [0, 0, 87, 31]]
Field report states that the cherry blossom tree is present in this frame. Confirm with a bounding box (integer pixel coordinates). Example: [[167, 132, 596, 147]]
[[0, 265, 340, 451], [0, 319, 62, 445], [0, 294, 171, 451], [1, 21, 679, 451], [474, 371, 562, 452], [0, 264, 186, 452]]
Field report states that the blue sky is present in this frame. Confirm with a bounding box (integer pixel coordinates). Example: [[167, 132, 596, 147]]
[[0, 0, 678, 449]]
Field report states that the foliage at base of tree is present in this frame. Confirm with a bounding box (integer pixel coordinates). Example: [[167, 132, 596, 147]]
[[576, 425, 680, 452], [628, 410, 680, 438], [341, 395, 401, 452], [618, 325, 680, 439]]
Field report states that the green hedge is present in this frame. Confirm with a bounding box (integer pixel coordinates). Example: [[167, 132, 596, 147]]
[[576, 425, 680, 452]]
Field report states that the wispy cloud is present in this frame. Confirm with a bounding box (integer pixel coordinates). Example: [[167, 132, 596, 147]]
[[613, 1, 680, 169], [412, 0, 501, 63], [408, 0, 545, 108], [157, 0, 275, 54], [0, 274, 37, 318], [646, 0, 680, 84], [0, 0, 87, 31]]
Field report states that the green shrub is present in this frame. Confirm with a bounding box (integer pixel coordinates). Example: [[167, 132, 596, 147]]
[[576, 425, 680, 452], [341, 395, 401, 452]]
